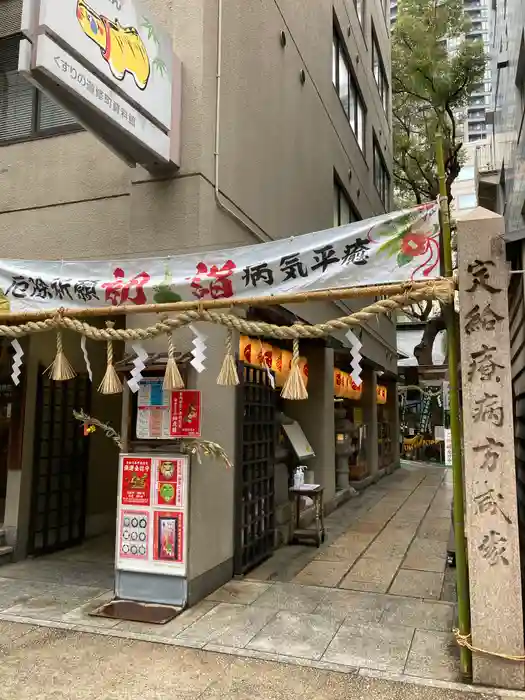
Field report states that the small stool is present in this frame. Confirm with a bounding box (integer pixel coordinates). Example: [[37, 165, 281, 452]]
[[289, 485, 325, 547]]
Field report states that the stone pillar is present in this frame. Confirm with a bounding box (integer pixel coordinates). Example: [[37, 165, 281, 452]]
[[387, 379, 400, 472], [362, 368, 379, 480], [286, 345, 335, 503], [457, 207, 525, 689]]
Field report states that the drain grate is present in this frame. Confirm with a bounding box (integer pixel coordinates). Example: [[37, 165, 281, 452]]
[[90, 599, 183, 625]]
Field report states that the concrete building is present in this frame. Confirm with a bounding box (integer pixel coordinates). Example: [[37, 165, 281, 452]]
[[0, 0, 397, 601]]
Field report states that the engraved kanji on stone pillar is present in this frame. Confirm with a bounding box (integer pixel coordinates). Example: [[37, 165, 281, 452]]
[[458, 208, 525, 689]]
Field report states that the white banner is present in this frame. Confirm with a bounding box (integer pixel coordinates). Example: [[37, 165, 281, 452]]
[[0, 203, 440, 314]]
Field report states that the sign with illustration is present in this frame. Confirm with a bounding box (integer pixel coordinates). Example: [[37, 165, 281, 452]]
[[116, 453, 189, 576], [120, 456, 152, 506], [170, 390, 201, 438], [0, 203, 440, 314], [19, 0, 181, 168], [136, 377, 172, 439]]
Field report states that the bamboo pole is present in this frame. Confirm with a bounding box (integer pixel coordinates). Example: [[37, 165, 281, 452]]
[[436, 133, 472, 678], [0, 279, 450, 325]]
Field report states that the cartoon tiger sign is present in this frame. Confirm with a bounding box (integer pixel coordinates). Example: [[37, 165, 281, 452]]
[[76, 0, 150, 90]]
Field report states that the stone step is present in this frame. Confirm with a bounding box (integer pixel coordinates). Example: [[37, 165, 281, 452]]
[[0, 545, 13, 566], [0, 527, 6, 547]]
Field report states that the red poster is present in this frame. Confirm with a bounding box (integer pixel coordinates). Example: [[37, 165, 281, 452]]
[[170, 390, 201, 438], [121, 457, 152, 506], [153, 510, 184, 563], [155, 457, 184, 507]]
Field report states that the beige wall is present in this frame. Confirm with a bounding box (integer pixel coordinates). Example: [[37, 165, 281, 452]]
[[1, 0, 395, 572]]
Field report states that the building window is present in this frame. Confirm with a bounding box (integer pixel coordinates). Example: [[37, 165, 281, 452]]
[[0, 36, 80, 145], [355, 0, 365, 28], [333, 179, 361, 227], [373, 140, 390, 208], [372, 28, 389, 114], [332, 28, 366, 152]]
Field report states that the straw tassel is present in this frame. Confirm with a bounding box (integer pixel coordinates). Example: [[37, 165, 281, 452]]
[[45, 330, 76, 381], [281, 337, 308, 400], [163, 333, 185, 391], [217, 328, 240, 386], [98, 321, 122, 395]]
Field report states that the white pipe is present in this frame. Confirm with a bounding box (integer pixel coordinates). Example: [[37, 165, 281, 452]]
[[214, 0, 270, 242]]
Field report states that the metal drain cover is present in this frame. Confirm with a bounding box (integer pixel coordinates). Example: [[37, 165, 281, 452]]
[[90, 599, 182, 625]]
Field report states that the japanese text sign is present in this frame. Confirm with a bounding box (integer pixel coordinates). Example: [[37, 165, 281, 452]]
[[457, 215, 524, 685], [0, 203, 439, 314], [170, 391, 201, 438], [121, 456, 152, 506]]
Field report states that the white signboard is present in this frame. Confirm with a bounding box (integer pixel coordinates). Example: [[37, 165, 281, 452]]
[[0, 203, 440, 314], [444, 428, 452, 466], [20, 0, 181, 169], [34, 34, 171, 161], [283, 422, 315, 460]]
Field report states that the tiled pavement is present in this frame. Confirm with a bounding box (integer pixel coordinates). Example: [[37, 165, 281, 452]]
[[0, 462, 459, 684]]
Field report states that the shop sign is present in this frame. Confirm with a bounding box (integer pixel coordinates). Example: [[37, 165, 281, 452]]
[[19, 0, 182, 169], [136, 377, 172, 440], [0, 203, 439, 314], [444, 428, 452, 466], [170, 390, 201, 438], [116, 453, 189, 576], [121, 456, 152, 506]]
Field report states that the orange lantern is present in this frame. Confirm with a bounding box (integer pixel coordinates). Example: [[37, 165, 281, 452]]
[[274, 348, 292, 387], [239, 335, 253, 365], [299, 357, 308, 389], [256, 342, 273, 369], [334, 368, 343, 397], [377, 385, 387, 404]]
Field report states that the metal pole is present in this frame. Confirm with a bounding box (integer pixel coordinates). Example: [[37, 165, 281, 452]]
[[436, 133, 472, 678]]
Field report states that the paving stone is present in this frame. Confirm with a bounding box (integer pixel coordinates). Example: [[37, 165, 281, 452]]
[[314, 588, 385, 623], [322, 621, 414, 671], [206, 581, 270, 605], [246, 611, 340, 660], [340, 557, 402, 594], [402, 538, 447, 572], [252, 582, 327, 613], [112, 601, 218, 638], [417, 518, 451, 541], [174, 603, 275, 648], [314, 544, 364, 564], [404, 629, 460, 681], [380, 597, 454, 631], [389, 569, 444, 599], [293, 561, 350, 587], [0, 583, 109, 622]]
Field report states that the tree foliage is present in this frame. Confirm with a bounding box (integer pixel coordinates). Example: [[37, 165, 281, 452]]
[[392, 0, 486, 204]]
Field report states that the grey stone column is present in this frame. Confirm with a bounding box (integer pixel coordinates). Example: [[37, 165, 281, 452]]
[[457, 207, 525, 689], [362, 368, 379, 480], [285, 345, 336, 504]]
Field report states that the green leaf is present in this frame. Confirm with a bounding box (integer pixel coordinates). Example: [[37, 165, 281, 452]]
[[397, 252, 412, 267], [153, 58, 168, 77]]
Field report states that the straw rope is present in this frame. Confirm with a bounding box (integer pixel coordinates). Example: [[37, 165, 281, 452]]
[[0, 280, 453, 342], [454, 629, 525, 662]]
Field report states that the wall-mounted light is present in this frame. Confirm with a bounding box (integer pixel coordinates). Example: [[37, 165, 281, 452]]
[[280, 30, 287, 47]]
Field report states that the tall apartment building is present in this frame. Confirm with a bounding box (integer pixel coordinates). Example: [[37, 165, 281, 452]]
[[390, 0, 493, 165], [0, 0, 398, 591]]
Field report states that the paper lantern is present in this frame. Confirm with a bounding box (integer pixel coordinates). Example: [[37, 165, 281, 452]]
[[377, 385, 387, 404], [256, 342, 273, 369], [274, 348, 293, 388], [299, 357, 308, 389], [334, 368, 343, 396], [239, 335, 253, 365]]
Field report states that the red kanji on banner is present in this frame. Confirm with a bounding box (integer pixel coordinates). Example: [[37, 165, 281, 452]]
[[102, 268, 150, 306], [190, 260, 236, 299]]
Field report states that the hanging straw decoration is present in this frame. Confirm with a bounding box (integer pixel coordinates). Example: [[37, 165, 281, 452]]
[[217, 328, 240, 386], [164, 332, 185, 391], [45, 330, 76, 381], [281, 336, 308, 400], [98, 321, 122, 395]]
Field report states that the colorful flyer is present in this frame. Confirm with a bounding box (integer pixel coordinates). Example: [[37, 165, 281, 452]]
[[170, 390, 201, 438], [155, 457, 184, 507], [119, 510, 149, 560], [153, 511, 184, 563], [136, 378, 172, 439], [121, 456, 152, 506]]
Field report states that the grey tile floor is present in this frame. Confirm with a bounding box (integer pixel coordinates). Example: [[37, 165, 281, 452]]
[[0, 463, 459, 683]]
